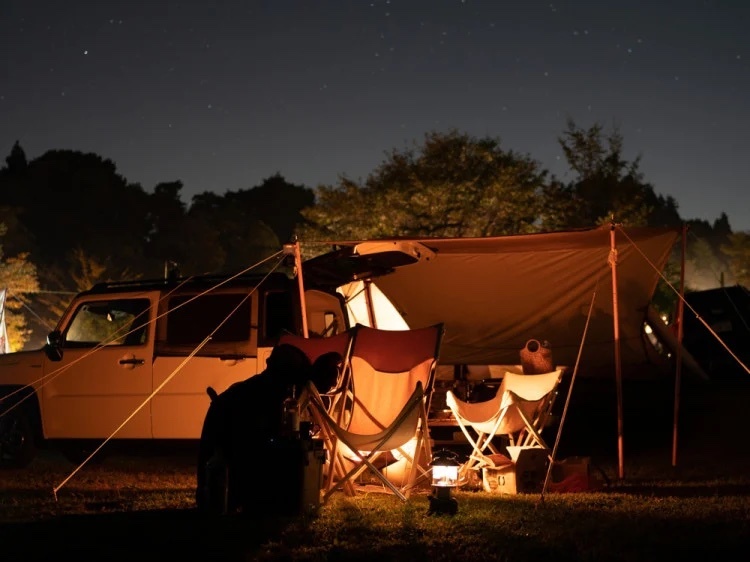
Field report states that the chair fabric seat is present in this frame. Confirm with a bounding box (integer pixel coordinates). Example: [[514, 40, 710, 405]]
[[445, 369, 563, 478], [309, 323, 445, 502]]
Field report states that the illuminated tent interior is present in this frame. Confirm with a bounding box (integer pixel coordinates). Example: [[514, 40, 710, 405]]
[[304, 224, 697, 381]]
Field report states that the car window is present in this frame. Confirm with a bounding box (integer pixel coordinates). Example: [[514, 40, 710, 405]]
[[64, 298, 151, 347], [166, 293, 252, 345], [263, 290, 295, 344]]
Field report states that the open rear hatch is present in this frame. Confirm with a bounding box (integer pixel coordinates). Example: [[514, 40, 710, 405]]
[[302, 240, 436, 289]]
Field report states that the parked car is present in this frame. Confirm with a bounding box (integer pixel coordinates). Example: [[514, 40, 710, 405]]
[[0, 271, 348, 467]]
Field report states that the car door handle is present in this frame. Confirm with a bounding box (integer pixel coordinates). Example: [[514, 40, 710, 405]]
[[219, 354, 247, 361], [119, 358, 145, 366]]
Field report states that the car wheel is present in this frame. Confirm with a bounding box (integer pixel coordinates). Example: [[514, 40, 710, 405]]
[[0, 405, 37, 468]]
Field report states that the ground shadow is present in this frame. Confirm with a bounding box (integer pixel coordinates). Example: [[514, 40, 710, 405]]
[[0, 507, 299, 561], [607, 481, 750, 498]]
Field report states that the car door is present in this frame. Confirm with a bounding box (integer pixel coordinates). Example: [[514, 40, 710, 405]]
[[40, 293, 157, 439], [151, 287, 263, 439]]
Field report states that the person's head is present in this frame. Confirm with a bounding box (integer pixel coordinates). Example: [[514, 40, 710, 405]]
[[310, 351, 343, 394], [266, 343, 312, 387]]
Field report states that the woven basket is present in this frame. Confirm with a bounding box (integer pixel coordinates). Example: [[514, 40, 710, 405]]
[[520, 339, 554, 374]]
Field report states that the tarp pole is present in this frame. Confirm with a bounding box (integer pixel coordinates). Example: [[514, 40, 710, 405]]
[[609, 223, 625, 480], [363, 279, 378, 328], [0, 288, 10, 353], [672, 224, 687, 466], [288, 238, 309, 337]]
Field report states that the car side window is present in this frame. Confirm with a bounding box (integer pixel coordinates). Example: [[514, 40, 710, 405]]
[[64, 298, 151, 347], [165, 293, 251, 345], [262, 290, 295, 345]]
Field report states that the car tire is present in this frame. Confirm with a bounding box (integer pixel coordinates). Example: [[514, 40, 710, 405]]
[[0, 405, 37, 469]]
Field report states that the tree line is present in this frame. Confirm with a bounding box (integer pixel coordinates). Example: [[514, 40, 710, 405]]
[[1, 120, 747, 350]]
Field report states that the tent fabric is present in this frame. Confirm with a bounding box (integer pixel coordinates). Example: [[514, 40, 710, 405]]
[[304, 225, 681, 379], [681, 285, 750, 379]]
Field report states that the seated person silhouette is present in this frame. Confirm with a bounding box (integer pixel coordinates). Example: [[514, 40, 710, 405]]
[[196, 343, 313, 514], [309, 351, 343, 394], [196, 344, 345, 515]]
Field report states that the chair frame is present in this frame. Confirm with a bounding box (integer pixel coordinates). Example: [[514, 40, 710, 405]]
[[446, 368, 563, 476], [312, 323, 444, 502]]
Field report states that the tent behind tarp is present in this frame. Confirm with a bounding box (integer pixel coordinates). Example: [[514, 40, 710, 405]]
[[304, 225, 682, 379], [680, 285, 750, 380]]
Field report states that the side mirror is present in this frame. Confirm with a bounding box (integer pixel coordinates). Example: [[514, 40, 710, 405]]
[[45, 330, 63, 361]]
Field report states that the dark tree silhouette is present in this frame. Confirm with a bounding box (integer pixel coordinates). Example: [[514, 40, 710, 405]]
[[0, 132, 743, 350], [297, 130, 549, 245], [229, 173, 315, 244], [551, 119, 682, 228], [3, 141, 28, 175]]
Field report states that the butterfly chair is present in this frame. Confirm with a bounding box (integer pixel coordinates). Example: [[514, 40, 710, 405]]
[[445, 369, 563, 480], [307, 323, 445, 502]]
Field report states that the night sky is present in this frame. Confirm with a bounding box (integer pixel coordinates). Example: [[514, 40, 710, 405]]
[[2, 1, 748, 231]]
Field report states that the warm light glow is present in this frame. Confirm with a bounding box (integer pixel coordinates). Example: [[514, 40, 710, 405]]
[[432, 464, 458, 488], [428, 449, 460, 515], [389, 437, 417, 462], [430, 449, 460, 488], [338, 280, 410, 329]]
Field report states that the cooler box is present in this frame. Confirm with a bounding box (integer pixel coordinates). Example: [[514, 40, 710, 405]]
[[266, 437, 326, 515], [482, 446, 549, 495]]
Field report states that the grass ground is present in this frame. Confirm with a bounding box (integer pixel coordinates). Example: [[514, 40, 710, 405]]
[[1, 376, 749, 561]]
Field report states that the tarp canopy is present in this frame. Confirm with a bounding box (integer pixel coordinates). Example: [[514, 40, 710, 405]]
[[304, 225, 682, 379]]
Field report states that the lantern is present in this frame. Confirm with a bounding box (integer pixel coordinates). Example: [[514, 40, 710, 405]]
[[428, 449, 460, 515]]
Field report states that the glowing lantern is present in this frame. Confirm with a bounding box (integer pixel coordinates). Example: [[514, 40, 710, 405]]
[[428, 449, 460, 515]]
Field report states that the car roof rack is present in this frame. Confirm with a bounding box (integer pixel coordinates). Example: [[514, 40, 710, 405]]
[[84, 271, 293, 295]]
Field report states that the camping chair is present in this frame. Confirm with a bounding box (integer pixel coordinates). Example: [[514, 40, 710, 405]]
[[308, 323, 444, 502], [445, 368, 563, 479]]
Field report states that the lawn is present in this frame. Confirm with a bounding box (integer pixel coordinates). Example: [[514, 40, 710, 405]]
[[1, 377, 749, 561]]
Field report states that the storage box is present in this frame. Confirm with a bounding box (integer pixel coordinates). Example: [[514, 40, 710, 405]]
[[482, 462, 517, 494], [482, 447, 550, 494]]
